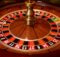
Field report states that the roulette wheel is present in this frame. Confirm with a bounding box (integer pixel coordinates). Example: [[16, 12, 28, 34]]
[[0, 0, 60, 55]]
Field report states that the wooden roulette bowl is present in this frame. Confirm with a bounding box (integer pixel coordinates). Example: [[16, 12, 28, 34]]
[[0, 2, 60, 55]]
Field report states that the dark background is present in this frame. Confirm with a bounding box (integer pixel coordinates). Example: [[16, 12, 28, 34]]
[[0, 0, 60, 6]]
